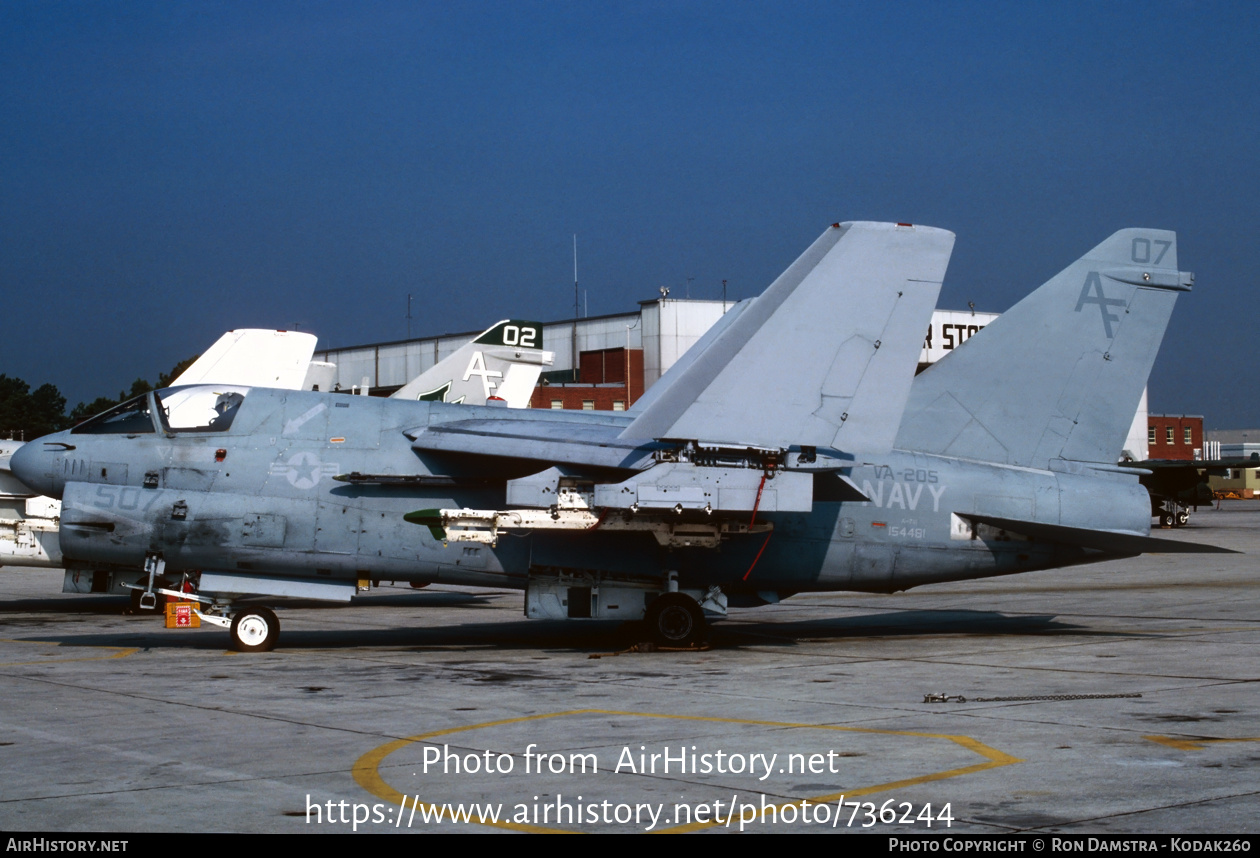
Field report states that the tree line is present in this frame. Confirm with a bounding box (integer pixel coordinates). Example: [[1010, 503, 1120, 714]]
[[0, 355, 198, 442]]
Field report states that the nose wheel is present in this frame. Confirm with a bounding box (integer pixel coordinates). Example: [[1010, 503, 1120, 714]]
[[230, 607, 280, 652]]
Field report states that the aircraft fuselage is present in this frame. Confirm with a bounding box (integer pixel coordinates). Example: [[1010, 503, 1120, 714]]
[[11, 387, 1151, 601]]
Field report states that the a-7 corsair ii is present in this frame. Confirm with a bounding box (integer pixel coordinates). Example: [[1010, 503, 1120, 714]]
[[10, 222, 1226, 652]]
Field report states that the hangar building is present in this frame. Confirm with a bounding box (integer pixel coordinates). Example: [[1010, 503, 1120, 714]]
[[314, 298, 1149, 459]]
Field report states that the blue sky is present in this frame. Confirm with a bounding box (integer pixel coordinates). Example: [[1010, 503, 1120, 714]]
[[2, 1, 1256, 426]]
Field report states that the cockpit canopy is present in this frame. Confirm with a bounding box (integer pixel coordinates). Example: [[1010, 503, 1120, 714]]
[[157, 385, 248, 432], [71, 386, 251, 435]]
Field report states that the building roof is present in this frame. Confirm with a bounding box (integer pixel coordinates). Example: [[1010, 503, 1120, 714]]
[[1205, 430, 1260, 443]]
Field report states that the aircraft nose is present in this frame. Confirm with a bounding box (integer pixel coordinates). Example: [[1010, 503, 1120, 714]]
[[8, 435, 61, 498]]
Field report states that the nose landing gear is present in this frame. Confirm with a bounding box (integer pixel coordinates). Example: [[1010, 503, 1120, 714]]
[[229, 607, 280, 653]]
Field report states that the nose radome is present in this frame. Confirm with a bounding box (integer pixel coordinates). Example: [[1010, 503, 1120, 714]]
[[8, 435, 58, 498]]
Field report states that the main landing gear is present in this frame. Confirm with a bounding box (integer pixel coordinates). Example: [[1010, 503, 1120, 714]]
[[644, 592, 707, 647], [1157, 503, 1190, 528]]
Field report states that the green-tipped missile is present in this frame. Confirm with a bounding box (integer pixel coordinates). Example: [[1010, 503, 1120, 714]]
[[404, 509, 446, 541]]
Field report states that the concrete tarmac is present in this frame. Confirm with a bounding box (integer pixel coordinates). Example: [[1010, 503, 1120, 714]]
[[1, 503, 1256, 834]]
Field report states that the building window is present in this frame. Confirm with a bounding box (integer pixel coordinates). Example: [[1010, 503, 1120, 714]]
[[582, 400, 595, 410], [1166, 427, 1174, 445], [612, 401, 625, 411], [1184, 427, 1193, 445], [1148, 426, 1156, 445], [550, 400, 563, 409]]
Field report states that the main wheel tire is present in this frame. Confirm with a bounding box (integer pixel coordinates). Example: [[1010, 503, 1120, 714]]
[[1176, 510, 1189, 527], [645, 593, 706, 647], [230, 607, 280, 653], [1159, 512, 1174, 528]]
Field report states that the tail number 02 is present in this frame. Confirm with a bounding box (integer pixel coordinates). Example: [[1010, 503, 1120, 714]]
[[501, 325, 537, 348]]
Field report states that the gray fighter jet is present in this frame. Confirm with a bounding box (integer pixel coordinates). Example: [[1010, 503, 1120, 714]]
[[9, 222, 1225, 652], [0, 319, 551, 592]]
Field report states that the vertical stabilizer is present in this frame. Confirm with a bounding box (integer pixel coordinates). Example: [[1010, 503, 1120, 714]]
[[620, 222, 954, 452], [390, 320, 554, 407], [895, 229, 1192, 468]]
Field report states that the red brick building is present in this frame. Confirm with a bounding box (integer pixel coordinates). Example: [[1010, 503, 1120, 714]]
[[1147, 414, 1203, 461], [529, 347, 644, 412]]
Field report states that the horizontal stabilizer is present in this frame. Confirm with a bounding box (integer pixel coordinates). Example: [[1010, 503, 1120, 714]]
[[621, 222, 954, 452], [964, 514, 1237, 555]]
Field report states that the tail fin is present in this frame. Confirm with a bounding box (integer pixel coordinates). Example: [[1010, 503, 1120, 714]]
[[390, 320, 554, 407], [895, 229, 1193, 468], [620, 221, 954, 452]]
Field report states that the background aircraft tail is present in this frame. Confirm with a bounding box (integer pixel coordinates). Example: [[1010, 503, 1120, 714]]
[[391, 320, 554, 407], [620, 221, 954, 453], [895, 229, 1193, 468]]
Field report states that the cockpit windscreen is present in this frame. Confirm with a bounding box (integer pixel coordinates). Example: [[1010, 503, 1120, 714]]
[[71, 394, 156, 435]]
